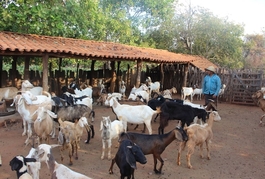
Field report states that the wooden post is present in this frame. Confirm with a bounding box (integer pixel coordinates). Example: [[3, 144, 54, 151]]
[[160, 63, 164, 90], [136, 60, 142, 88], [183, 64, 189, 87], [24, 56, 30, 80], [11, 57, 17, 87], [42, 54, 49, 91]]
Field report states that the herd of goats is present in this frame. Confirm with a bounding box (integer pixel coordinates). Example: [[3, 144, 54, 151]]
[[1, 76, 265, 179]]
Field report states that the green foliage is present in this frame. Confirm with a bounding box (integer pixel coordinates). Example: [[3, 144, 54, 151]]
[[1, 0, 264, 71]]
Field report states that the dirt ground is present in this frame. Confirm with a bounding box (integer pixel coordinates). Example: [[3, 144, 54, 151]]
[[1, 96, 265, 179]]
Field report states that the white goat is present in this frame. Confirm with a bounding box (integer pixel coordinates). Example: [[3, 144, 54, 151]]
[[162, 87, 177, 99], [11, 91, 52, 144], [104, 93, 123, 106], [177, 111, 221, 169], [74, 87, 93, 98], [135, 90, 150, 103], [192, 88, 203, 100], [100, 116, 126, 160], [146, 76, 160, 95], [119, 80, 126, 98], [26, 148, 41, 179], [0, 87, 18, 100], [33, 107, 57, 145], [108, 97, 158, 134], [21, 80, 43, 96], [31, 144, 92, 179], [181, 87, 194, 102]]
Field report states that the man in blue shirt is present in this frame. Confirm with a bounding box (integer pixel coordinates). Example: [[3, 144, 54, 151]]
[[202, 66, 221, 109]]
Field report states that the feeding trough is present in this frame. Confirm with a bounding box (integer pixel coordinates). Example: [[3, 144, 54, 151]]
[[0, 100, 16, 117]]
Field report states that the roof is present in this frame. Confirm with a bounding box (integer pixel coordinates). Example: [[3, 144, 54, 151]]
[[0, 31, 217, 71]]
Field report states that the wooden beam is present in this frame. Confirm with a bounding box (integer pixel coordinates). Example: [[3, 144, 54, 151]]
[[42, 54, 49, 91]]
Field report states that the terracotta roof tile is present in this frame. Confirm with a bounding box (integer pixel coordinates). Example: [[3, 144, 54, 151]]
[[0, 31, 217, 70]]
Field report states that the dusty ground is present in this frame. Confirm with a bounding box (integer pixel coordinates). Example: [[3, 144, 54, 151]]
[[1, 96, 265, 179]]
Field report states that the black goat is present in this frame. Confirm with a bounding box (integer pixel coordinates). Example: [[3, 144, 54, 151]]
[[10, 155, 36, 179], [109, 139, 147, 179], [119, 127, 188, 174], [158, 101, 207, 134], [147, 95, 166, 122]]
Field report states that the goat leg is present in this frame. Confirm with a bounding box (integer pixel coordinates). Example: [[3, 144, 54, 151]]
[[260, 114, 265, 126], [205, 141, 210, 160], [156, 156, 164, 174], [107, 140, 112, 160], [101, 140, 106, 160], [109, 158, 115, 174]]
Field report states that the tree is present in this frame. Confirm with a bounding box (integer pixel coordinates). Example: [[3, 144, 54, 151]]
[[243, 34, 265, 69]]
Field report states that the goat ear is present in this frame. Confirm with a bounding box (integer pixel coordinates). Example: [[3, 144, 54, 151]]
[[174, 130, 184, 141], [126, 147, 136, 169]]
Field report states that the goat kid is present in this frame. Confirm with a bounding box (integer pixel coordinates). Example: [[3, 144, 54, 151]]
[[100, 116, 126, 160], [177, 111, 221, 169]]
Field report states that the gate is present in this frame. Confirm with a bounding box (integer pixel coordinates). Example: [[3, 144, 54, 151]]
[[229, 70, 264, 105]]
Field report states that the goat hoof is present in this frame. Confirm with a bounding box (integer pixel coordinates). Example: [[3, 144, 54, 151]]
[[75, 157, 78, 160], [154, 170, 161, 174], [109, 170, 113, 174], [69, 162, 73, 166]]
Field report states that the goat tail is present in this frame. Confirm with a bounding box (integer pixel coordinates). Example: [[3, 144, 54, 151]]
[[85, 125, 91, 144], [89, 110, 95, 121]]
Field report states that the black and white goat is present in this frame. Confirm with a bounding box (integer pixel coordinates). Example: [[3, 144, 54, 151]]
[[9, 155, 37, 179]]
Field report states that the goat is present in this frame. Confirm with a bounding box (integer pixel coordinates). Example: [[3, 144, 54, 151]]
[[9, 155, 37, 179], [192, 88, 203, 100], [100, 116, 126, 160], [146, 76, 160, 96], [58, 117, 93, 165], [119, 126, 188, 174], [181, 87, 193, 101], [252, 90, 265, 126], [21, 80, 43, 96], [109, 139, 147, 179], [162, 87, 177, 99], [158, 101, 207, 134], [147, 95, 166, 122], [104, 93, 123, 106], [0, 87, 18, 100], [119, 80, 126, 98], [57, 104, 95, 123], [26, 148, 41, 179], [11, 92, 52, 144], [31, 144, 92, 179], [58, 119, 78, 166], [177, 111, 221, 169], [32, 107, 57, 146], [108, 97, 158, 134]]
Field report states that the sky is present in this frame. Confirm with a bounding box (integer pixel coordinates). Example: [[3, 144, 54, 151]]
[[179, 0, 265, 35]]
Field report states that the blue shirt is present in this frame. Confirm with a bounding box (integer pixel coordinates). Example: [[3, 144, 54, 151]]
[[202, 74, 221, 96]]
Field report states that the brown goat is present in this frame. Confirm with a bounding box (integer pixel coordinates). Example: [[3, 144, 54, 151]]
[[177, 111, 221, 169], [252, 90, 265, 126]]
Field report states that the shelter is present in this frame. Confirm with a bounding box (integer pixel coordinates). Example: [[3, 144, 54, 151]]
[[0, 31, 217, 91]]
